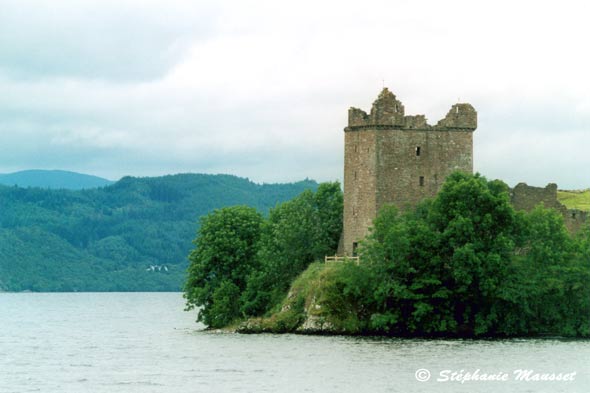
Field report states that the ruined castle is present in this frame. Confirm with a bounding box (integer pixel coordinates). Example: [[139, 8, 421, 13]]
[[340, 88, 477, 256], [511, 183, 588, 233], [339, 88, 587, 256]]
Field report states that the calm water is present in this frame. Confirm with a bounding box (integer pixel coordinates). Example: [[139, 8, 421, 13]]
[[1, 293, 589, 393]]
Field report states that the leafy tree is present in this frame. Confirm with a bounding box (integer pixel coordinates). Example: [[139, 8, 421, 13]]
[[363, 173, 521, 336], [512, 207, 590, 336], [360, 172, 590, 337], [208, 280, 242, 328], [184, 206, 263, 327], [429, 173, 519, 335], [241, 182, 343, 316]]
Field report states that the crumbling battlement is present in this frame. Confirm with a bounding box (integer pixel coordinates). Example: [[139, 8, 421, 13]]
[[510, 183, 589, 233], [435, 104, 478, 130], [511, 183, 561, 211], [347, 88, 477, 131]]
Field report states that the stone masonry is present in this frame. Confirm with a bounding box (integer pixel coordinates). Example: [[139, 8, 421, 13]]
[[511, 183, 589, 233], [340, 88, 477, 256]]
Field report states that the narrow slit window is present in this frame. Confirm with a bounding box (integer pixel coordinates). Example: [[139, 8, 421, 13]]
[[352, 242, 358, 257], [416, 146, 421, 156], [419, 176, 425, 186]]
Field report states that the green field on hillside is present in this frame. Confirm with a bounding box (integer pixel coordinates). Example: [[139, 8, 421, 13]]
[[557, 189, 590, 211]]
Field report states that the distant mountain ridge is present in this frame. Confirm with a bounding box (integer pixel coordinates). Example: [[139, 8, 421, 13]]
[[0, 173, 319, 292], [0, 170, 114, 190]]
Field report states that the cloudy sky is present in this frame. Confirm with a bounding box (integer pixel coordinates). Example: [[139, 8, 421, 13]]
[[1, 0, 589, 188]]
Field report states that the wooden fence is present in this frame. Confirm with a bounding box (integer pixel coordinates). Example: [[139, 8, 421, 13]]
[[324, 255, 360, 264]]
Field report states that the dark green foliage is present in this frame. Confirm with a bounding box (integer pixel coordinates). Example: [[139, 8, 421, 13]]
[[184, 206, 263, 327], [183, 172, 589, 337], [507, 207, 590, 336], [182, 182, 343, 327], [359, 172, 590, 337], [0, 174, 317, 292], [240, 182, 343, 316], [316, 262, 375, 332], [207, 280, 243, 328]]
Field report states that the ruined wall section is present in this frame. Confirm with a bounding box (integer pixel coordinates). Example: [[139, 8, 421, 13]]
[[566, 209, 589, 233], [436, 104, 478, 130], [511, 183, 589, 233], [348, 88, 405, 128], [348, 93, 477, 132], [511, 183, 562, 211]]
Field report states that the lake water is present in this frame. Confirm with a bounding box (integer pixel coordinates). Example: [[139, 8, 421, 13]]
[[1, 292, 589, 393]]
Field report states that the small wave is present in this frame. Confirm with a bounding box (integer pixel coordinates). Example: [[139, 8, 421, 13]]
[[112, 380, 165, 386]]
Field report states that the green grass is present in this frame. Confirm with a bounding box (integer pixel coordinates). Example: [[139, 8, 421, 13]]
[[237, 262, 367, 334], [557, 190, 590, 211]]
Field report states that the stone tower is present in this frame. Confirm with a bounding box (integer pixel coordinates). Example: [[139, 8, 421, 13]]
[[341, 88, 477, 256]]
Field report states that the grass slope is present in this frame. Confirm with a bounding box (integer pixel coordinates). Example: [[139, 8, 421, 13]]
[[238, 262, 365, 334], [557, 189, 590, 211]]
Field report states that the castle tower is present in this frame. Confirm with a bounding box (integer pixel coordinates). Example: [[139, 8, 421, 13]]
[[341, 88, 477, 256]]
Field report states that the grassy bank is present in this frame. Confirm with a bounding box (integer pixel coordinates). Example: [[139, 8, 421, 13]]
[[557, 189, 590, 211], [237, 261, 368, 334]]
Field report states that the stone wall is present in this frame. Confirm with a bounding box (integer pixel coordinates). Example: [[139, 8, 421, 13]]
[[341, 88, 477, 255], [341, 129, 378, 256], [510, 183, 589, 233]]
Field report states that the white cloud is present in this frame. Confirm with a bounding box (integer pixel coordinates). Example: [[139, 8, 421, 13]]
[[0, 0, 589, 187]]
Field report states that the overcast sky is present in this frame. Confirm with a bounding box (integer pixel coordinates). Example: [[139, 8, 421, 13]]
[[1, 0, 589, 188]]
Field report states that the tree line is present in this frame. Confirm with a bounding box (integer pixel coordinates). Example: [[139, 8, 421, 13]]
[[0, 174, 317, 292], [184, 173, 590, 337], [183, 182, 343, 327]]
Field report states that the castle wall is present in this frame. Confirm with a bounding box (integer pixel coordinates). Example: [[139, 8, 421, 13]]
[[375, 129, 473, 211], [341, 88, 586, 257], [342, 129, 377, 256], [340, 88, 477, 256], [511, 183, 589, 233], [511, 183, 562, 211]]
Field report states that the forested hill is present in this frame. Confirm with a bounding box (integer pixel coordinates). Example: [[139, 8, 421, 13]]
[[0, 170, 114, 189], [0, 174, 318, 292]]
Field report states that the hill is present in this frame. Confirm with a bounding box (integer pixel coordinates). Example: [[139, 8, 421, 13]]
[[557, 189, 590, 211], [0, 173, 318, 292], [0, 170, 114, 190]]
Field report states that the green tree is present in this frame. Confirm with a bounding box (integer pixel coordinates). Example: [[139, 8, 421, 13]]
[[429, 173, 519, 335], [240, 182, 343, 316], [184, 205, 263, 328], [513, 207, 590, 336], [361, 172, 590, 337], [363, 173, 520, 336]]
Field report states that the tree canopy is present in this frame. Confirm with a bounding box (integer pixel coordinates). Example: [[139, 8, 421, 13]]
[[184, 206, 263, 327], [0, 174, 317, 292], [183, 172, 590, 338], [360, 172, 590, 337], [184, 182, 343, 325]]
